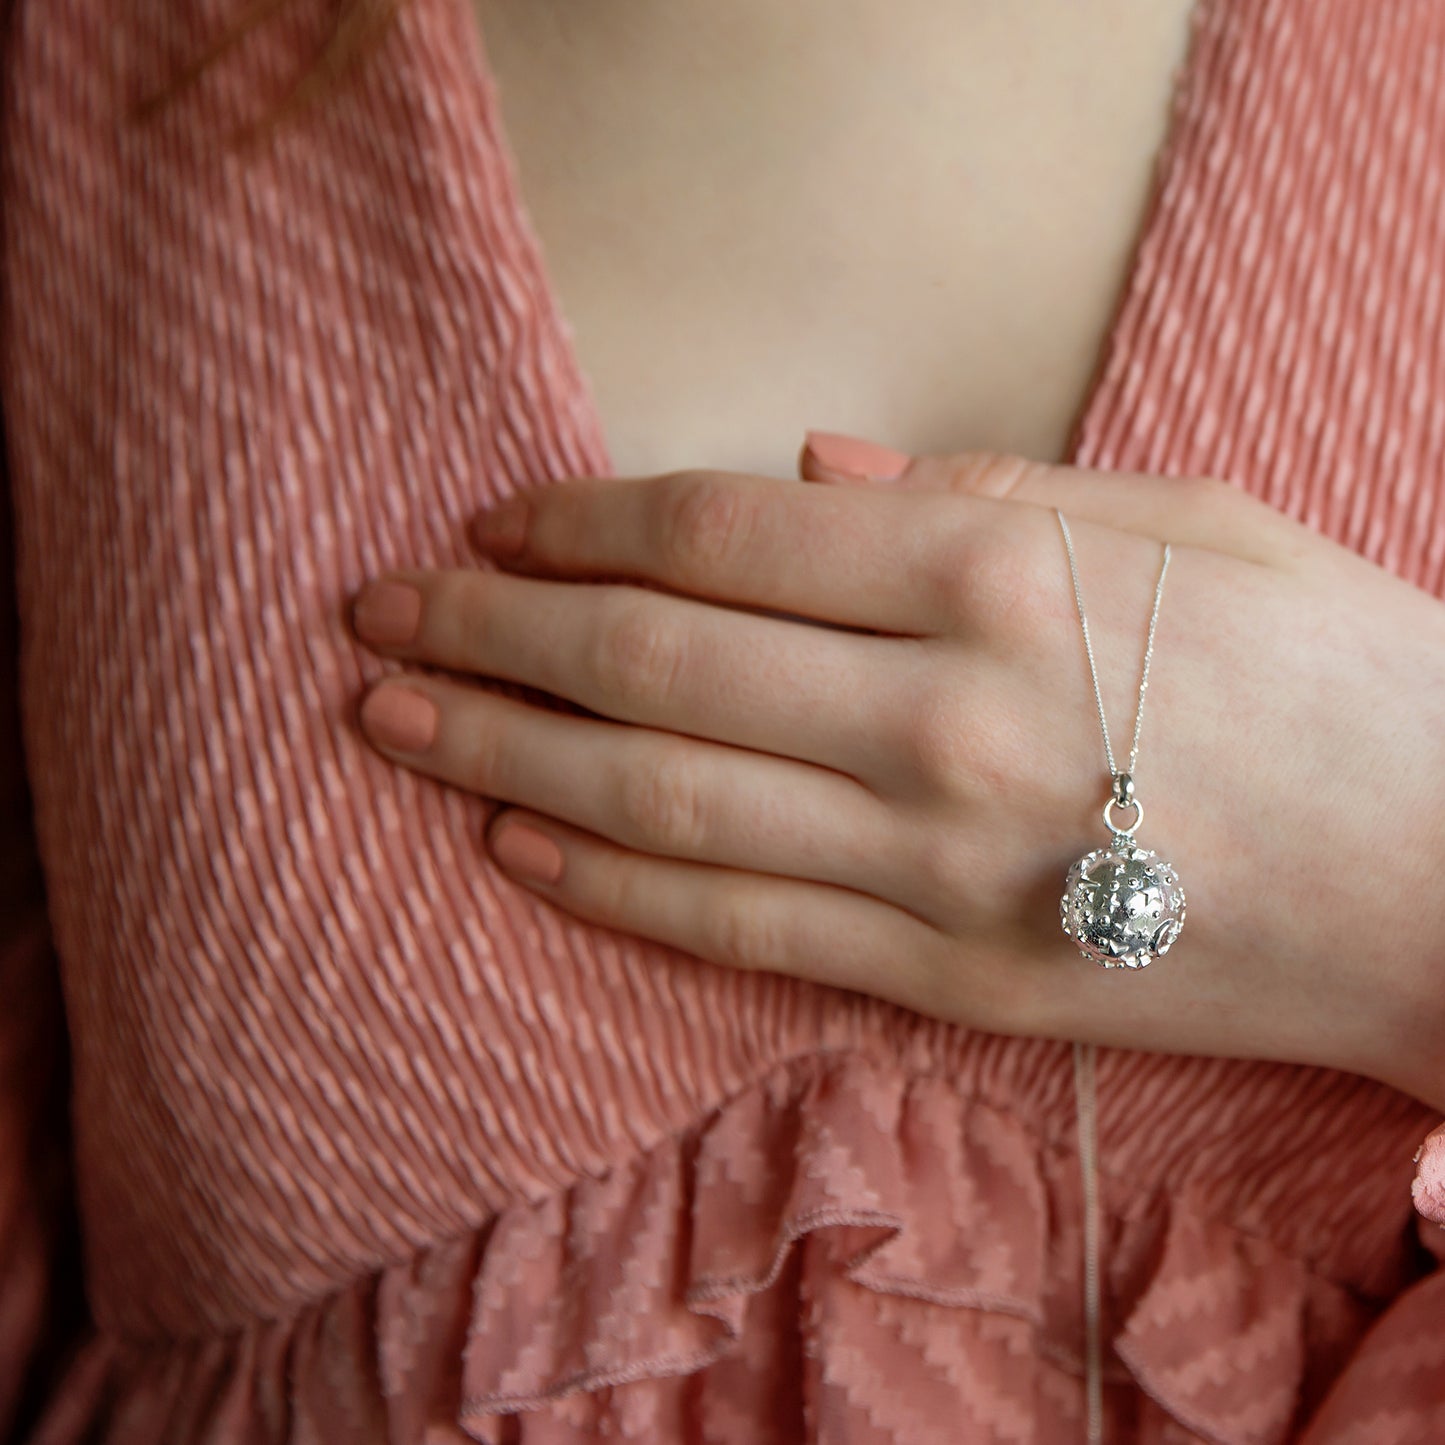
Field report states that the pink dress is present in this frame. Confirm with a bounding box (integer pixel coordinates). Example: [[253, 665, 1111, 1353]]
[[3, 0, 1444, 1440]]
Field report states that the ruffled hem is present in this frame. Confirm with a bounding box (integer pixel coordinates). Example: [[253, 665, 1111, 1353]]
[[24, 1051, 1438, 1445]]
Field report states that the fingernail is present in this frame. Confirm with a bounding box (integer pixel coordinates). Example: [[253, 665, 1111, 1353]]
[[352, 580, 422, 647], [359, 684, 437, 752], [472, 497, 529, 557], [489, 817, 565, 883], [802, 430, 911, 481]]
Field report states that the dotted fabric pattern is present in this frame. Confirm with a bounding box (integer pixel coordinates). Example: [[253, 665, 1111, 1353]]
[[2, 0, 1445, 1441]]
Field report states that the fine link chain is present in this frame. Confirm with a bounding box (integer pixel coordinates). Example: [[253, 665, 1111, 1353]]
[[1055, 510, 1173, 1445], [1056, 510, 1172, 783]]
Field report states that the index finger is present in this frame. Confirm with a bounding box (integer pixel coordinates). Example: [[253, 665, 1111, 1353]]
[[470, 469, 1002, 636]]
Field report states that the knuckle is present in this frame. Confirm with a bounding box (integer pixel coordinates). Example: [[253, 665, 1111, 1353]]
[[894, 679, 977, 795], [430, 569, 492, 657], [903, 921, 1046, 1040], [461, 711, 510, 796], [906, 823, 982, 916], [657, 471, 758, 576], [925, 521, 1050, 636], [954, 452, 1051, 500], [1171, 472, 1258, 533], [967, 962, 1042, 1038], [1170, 472, 1315, 569], [895, 938, 973, 1028], [605, 852, 661, 933], [593, 596, 686, 707], [701, 891, 786, 973], [617, 749, 708, 854], [1175, 472, 1235, 511]]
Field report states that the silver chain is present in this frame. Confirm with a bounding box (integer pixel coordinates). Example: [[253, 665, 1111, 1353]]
[[1055, 510, 1171, 783], [1056, 508, 1172, 1445]]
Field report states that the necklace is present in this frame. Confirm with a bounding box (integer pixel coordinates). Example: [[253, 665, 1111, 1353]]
[[1054, 508, 1184, 1445], [1056, 510, 1185, 966]]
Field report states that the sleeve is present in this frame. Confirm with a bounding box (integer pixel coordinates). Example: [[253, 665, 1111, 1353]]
[[0, 428, 90, 1442]]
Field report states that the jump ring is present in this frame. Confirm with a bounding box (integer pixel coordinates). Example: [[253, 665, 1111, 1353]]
[[1102, 796, 1143, 836]]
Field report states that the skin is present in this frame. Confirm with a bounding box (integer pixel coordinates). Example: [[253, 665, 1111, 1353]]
[[468, 0, 1197, 475], [348, 450, 1445, 1114]]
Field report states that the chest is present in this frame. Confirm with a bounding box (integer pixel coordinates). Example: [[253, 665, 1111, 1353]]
[[467, 0, 1198, 479]]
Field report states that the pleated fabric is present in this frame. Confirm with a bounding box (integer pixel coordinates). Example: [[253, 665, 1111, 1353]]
[[2, 0, 1444, 1441]]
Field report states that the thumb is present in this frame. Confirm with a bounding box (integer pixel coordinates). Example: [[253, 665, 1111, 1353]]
[[798, 430, 915, 487], [796, 431, 1034, 499], [797, 431, 1058, 506], [799, 431, 1054, 497], [797, 432, 1310, 565]]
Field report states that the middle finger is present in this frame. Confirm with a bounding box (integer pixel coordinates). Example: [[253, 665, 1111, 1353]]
[[351, 567, 923, 783]]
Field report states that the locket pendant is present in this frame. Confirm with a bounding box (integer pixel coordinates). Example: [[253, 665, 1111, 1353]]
[[1060, 772, 1186, 969]]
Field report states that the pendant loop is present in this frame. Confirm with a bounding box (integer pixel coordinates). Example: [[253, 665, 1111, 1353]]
[[1102, 795, 1143, 836]]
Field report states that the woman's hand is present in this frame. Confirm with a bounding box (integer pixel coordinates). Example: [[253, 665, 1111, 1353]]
[[347, 441, 1445, 1111]]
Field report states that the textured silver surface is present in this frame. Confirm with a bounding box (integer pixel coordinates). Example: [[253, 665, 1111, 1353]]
[[1060, 835, 1187, 968]]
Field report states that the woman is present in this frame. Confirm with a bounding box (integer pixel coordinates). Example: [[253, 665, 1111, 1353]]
[[2, 0, 1444, 1441]]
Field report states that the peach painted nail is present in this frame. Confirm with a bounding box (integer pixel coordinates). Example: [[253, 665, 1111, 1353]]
[[352, 580, 422, 647], [490, 818, 564, 883], [472, 498, 528, 556], [802, 430, 911, 481], [359, 684, 437, 752]]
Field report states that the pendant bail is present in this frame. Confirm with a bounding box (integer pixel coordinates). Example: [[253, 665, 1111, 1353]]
[[1112, 771, 1135, 808]]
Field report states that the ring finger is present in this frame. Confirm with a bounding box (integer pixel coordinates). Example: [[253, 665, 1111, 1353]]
[[356, 674, 935, 918]]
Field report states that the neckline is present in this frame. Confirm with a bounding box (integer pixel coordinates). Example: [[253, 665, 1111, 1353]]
[[454, 0, 1208, 479]]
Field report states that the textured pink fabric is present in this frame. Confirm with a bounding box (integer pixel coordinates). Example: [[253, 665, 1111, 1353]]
[[3, 0, 1445, 1440]]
